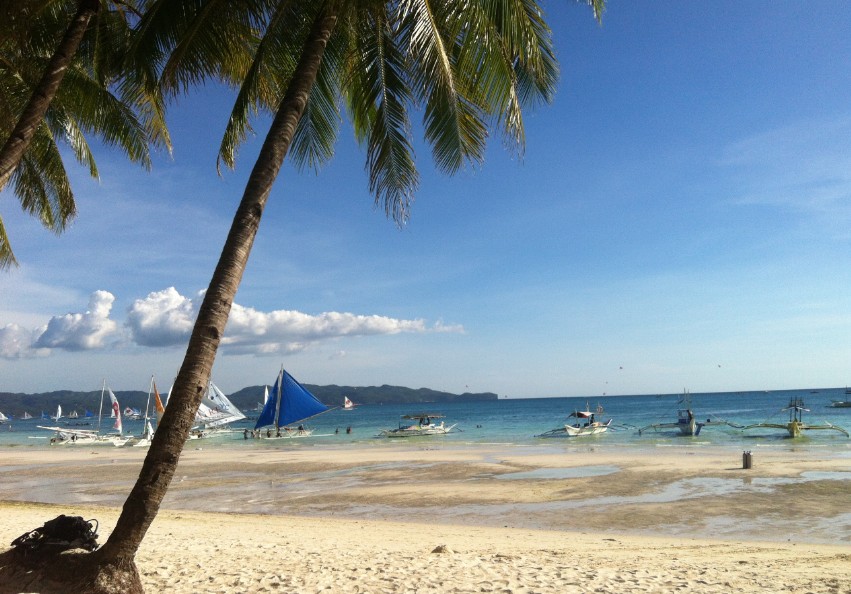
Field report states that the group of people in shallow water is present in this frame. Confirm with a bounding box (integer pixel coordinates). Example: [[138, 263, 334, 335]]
[[242, 426, 353, 439]]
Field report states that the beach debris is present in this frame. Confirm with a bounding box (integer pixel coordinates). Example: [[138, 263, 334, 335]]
[[431, 544, 453, 554], [11, 514, 99, 555]]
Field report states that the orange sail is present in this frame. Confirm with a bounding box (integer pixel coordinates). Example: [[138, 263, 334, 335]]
[[154, 382, 165, 423]]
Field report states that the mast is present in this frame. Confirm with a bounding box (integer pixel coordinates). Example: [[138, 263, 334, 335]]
[[97, 378, 106, 433], [143, 375, 154, 437], [274, 365, 283, 431]]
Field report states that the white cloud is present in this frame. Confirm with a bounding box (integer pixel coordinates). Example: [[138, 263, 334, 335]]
[[32, 290, 120, 351], [0, 324, 50, 359], [125, 287, 198, 347], [221, 303, 443, 354], [3, 286, 463, 359]]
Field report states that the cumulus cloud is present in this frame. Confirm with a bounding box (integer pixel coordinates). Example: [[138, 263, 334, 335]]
[[33, 291, 120, 351], [3, 286, 463, 359], [221, 303, 441, 354], [122, 286, 462, 354], [0, 324, 50, 359], [125, 287, 198, 347]]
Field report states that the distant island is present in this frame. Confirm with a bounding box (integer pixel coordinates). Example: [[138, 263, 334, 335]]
[[0, 385, 498, 418]]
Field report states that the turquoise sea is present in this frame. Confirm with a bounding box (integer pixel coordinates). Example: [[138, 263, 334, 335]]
[[2, 386, 850, 452]]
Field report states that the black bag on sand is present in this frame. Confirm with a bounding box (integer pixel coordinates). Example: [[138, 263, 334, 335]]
[[11, 514, 99, 554]]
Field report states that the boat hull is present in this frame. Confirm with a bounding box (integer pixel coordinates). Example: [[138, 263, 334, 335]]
[[563, 421, 610, 437], [381, 422, 455, 438]]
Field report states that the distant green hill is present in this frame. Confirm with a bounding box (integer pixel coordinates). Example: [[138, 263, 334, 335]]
[[0, 385, 497, 418], [230, 384, 498, 410]]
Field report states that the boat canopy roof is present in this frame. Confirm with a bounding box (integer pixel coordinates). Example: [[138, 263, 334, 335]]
[[401, 413, 444, 420]]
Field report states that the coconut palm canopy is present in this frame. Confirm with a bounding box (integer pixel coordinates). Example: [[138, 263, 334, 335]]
[[0, 0, 169, 269]]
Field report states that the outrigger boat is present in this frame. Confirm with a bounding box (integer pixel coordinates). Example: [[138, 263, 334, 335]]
[[380, 414, 456, 437], [536, 403, 611, 438], [254, 367, 333, 438], [638, 390, 740, 436], [743, 397, 849, 438]]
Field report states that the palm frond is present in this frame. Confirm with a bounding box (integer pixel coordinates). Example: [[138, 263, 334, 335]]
[[134, 0, 261, 93], [400, 0, 488, 174], [54, 65, 152, 168], [346, 7, 418, 224], [217, 0, 306, 171], [289, 21, 344, 174], [11, 122, 75, 231]]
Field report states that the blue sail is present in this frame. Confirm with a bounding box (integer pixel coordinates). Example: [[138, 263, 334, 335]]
[[254, 369, 329, 429], [254, 374, 280, 429]]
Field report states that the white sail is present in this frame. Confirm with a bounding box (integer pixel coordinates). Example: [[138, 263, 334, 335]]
[[109, 390, 123, 434], [54, 404, 62, 421], [0, 411, 8, 421], [197, 382, 246, 429]]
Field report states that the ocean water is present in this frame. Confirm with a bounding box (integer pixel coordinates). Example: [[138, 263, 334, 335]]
[[2, 387, 850, 452]]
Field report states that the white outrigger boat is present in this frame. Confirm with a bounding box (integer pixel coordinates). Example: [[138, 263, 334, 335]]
[[536, 404, 611, 438], [638, 390, 740, 436], [380, 414, 456, 437], [743, 398, 848, 438], [639, 410, 702, 436]]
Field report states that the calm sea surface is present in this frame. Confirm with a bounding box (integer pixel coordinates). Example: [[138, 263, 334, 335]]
[[2, 387, 851, 452]]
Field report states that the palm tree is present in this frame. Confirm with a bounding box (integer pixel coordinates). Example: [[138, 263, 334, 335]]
[[0, 0, 169, 269], [52, 0, 603, 591]]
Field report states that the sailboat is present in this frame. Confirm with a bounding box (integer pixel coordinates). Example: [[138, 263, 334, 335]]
[[193, 381, 246, 436], [128, 377, 157, 447], [68, 410, 79, 419], [744, 398, 848, 438], [0, 411, 8, 423], [53, 405, 62, 421], [22, 412, 33, 420], [38, 381, 128, 446], [254, 367, 332, 438], [100, 387, 127, 445], [343, 396, 355, 410]]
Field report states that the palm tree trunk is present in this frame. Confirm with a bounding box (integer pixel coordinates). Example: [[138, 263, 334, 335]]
[[0, 0, 100, 192], [77, 8, 339, 591]]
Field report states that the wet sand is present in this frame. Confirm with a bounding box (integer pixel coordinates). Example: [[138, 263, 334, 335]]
[[0, 444, 849, 592]]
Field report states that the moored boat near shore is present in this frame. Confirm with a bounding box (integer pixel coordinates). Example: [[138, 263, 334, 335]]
[[536, 402, 612, 438], [743, 398, 849, 438], [380, 414, 456, 437]]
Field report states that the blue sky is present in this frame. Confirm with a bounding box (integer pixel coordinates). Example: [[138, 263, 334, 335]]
[[3, 1, 851, 397]]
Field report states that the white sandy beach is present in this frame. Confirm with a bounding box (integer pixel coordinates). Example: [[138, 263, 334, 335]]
[[1, 444, 849, 593]]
